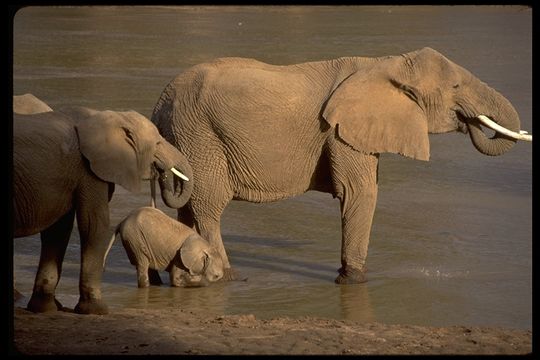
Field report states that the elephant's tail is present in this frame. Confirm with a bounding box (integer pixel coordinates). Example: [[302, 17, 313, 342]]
[[103, 224, 120, 270]]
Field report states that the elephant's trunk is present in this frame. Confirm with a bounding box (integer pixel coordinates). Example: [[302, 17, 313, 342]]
[[154, 140, 194, 209], [463, 83, 521, 156]]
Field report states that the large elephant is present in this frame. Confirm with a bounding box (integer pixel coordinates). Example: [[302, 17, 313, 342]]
[[14, 100, 194, 314], [106, 206, 224, 288], [151, 47, 530, 284]]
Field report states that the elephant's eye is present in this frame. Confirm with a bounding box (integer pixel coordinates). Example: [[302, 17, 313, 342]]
[[453, 83, 460, 89]]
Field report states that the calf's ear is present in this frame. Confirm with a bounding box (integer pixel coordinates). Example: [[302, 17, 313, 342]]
[[179, 235, 206, 275]]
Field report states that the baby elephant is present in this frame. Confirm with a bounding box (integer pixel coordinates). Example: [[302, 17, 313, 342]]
[[106, 207, 224, 288]]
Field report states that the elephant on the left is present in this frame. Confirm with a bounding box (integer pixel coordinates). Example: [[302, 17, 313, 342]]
[[13, 95, 194, 314]]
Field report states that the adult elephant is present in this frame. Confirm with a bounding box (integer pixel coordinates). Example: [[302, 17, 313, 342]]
[[151, 47, 530, 284], [14, 102, 193, 314]]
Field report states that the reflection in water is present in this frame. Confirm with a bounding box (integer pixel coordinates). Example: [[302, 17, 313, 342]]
[[339, 284, 376, 323], [106, 283, 229, 315], [12, 6, 531, 330]]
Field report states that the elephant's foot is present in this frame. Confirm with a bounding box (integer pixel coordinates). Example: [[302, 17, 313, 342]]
[[26, 293, 63, 313], [219, 267, 248, 282], [334, 265, 368, 284], [74, 298, 109, 315]]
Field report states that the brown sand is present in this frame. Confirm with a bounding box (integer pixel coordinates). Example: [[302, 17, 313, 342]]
[[11, 306, 531, 355]]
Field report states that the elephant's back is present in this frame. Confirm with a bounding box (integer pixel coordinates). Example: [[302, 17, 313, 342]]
[[118, 207, 190, 269], [14, 113, 81, 174], [151, 57, 317, 139], [14, 112, 76, 146]]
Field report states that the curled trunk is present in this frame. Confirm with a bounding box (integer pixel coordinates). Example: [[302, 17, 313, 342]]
[[467, 119, 517, 156], [462, 83, 521, 156], [158, 165, 193, 209], [154, 141, 194, 209]]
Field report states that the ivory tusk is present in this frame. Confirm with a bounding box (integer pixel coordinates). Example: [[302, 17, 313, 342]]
[[477, 115, 532, 142], [171, 167, 189, 181]]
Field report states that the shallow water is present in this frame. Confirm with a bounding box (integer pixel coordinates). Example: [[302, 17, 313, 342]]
[[13, 6, 531, 330]]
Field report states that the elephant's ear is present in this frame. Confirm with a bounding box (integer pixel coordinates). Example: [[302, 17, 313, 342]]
[[75, 110, 158, 192], [179, 235, 207, 275], [322, 70, 430, 161]]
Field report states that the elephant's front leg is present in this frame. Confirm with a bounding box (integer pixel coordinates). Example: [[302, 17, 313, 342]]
[[169, 265, 185, 287], [73, 182, 110, 314], [328, 140, 379, 284], [27, 209, 75, 313], [335, 183, 378, 284], [135, 259, 151, 288]]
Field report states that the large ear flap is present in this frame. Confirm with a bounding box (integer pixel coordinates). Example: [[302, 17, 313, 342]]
[[179, 235, 207, 275], [75, 110, 158, 192], [322, 66, 430, 161]]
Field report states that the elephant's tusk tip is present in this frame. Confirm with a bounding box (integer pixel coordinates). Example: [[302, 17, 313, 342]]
[[171, 167, 189, 181], [476, 115, 533, 142]]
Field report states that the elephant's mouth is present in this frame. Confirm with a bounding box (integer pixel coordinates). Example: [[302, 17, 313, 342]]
[[454, 111, 470, 134]]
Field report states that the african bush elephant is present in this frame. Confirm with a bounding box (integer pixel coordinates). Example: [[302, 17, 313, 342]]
[[14, 102, 194, 314], [13, 93, 53, 114], [106, 207, 224, 288], [151, 47, 531, 284]]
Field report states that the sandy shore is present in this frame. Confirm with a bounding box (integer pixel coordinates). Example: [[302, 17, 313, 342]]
[[11, 306, 531, 355]]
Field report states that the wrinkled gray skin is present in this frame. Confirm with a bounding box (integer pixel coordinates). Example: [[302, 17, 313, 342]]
[[13, 93, 53, 114], [13, 98, 193, 314], [151, 47, 521, 284], [106, 207, 224, 288]]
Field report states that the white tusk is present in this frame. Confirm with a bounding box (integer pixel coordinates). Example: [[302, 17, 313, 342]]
[[171, 167, 189, 181], [476, 115, 532, 142]]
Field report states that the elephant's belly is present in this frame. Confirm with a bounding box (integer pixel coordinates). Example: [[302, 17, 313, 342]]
[[13, 171, 76, 237], [13, 205, 72, 237], [229, 147, 330, 203]]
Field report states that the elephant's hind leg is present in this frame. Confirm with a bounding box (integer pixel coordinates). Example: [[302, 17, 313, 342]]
[[180, 146, 239, 280], [136, 259, 151, 288], [195, 208, 239, 280], [27, 209, 75, 313], [188, 188, 237, 281]]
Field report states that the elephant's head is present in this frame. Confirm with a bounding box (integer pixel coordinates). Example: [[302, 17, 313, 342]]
[[68, 107, 193, 208], [177, 235, 224, 285], [323, 47, 526, 160], [13, 93, 53, 114]]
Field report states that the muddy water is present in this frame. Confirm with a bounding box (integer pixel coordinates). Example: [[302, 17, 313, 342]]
[[13, 6, 531, 330]]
